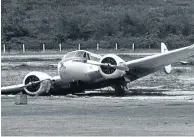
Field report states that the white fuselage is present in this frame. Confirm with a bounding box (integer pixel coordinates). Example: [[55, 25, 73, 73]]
[[58, 59, 104, 84]]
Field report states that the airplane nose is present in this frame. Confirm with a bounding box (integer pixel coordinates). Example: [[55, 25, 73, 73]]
[[57, 62, 60, 73], [57, 61, 66, 74], [58, 61, 72, 82]]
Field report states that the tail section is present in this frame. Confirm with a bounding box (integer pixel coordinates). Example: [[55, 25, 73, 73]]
[[161, 43, 171, 74]]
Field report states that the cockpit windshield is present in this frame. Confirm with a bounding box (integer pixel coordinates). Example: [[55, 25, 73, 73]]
[[62, 50, 101, 61], [63, 51, 87, 60], [75, 51, 85, 57], [64, 51, 76, 59]]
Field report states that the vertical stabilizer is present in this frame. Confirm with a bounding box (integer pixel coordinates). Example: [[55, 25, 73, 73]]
[[161, 42, 171, 74]]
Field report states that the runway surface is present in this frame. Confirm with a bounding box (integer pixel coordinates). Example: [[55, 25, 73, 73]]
[[2, 93, 194, 136]]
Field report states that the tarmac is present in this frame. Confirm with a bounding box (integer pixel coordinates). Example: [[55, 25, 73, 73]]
[[2, 94, 194, 136]]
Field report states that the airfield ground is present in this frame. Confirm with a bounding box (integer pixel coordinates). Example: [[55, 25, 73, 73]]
[[1, 53, 194, 136], [2, 95, 194, 136]]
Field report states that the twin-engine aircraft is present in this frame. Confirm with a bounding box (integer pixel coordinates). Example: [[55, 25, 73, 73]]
[[1, 43, 194, 96]]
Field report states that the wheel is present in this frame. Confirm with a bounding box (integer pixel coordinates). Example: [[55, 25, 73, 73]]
[[115, 85, 126, 96], [70, 82, 84, 94]]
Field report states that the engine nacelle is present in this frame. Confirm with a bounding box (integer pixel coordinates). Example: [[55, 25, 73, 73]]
[[23, 71, 52, 96], [99, 54, 127, 79]]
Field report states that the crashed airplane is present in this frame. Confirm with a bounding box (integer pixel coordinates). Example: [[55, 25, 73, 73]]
[[1, 43, 194, 96]]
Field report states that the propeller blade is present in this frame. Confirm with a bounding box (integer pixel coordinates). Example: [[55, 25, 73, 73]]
[[86, 60, 129, 71], [23, 79, 51, 88], [109, 64, 129, 71]]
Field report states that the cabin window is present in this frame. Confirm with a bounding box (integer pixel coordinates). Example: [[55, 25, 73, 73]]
[[86, 53, 90, 60], [90, 55, 100, 62]]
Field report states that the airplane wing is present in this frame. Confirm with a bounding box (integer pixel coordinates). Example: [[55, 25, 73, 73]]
[[1, 84, 25, 94], [125, 43, 194, 81], [1, 79, 51, 95]]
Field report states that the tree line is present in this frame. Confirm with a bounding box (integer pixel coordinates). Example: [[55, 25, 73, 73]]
[[2, 0, 194, 51]]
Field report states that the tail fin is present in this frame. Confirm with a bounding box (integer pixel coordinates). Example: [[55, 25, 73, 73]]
[[161, 42, 171, 74]]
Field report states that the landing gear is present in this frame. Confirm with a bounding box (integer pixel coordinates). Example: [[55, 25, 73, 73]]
[[70, 81, 84, 94], [115, 85, 127, 96], [113, 78, 130, 96]]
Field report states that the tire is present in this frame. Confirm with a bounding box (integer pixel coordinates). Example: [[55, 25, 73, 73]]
[[115, 85, 126, 96], [70, 82, 84, 94]]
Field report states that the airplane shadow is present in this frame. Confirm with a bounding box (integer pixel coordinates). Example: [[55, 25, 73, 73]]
[[74, 90, 168, 97]]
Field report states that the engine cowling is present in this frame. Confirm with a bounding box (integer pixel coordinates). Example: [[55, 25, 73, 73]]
[[99, 54, 127, 79], [23, 71, 52, 96]]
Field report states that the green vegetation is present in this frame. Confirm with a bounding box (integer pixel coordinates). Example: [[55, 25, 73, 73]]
[[2, 0, 194, 51]]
